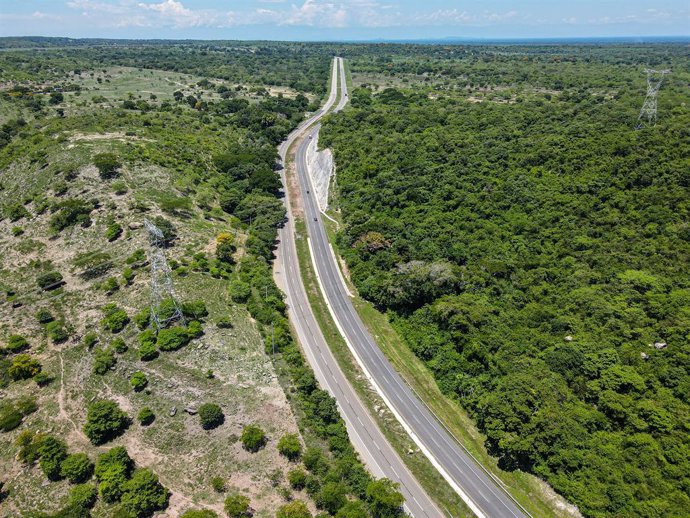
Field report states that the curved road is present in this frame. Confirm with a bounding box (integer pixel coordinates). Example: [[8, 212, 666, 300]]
[[275, 58, 440, 518]]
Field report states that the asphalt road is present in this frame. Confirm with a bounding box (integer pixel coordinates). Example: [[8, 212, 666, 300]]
[[275, 57, 441, 518], [291, 59, 530, 518]]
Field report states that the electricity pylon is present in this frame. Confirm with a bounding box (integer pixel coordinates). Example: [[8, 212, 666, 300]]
[[144, 219, 184, 330], [636, 69, 670, 129]]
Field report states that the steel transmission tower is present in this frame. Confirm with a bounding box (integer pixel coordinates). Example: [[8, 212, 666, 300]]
[[144, 218, 184, 330], [636, 69, 670, 129]]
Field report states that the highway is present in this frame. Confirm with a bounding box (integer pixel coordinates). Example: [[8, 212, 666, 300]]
[[278, 57, 528, 518], [275, 57, 440, 518]]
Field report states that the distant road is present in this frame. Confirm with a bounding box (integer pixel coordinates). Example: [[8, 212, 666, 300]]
[[275, 57, 440, 518], [290, 58, 529, 518]]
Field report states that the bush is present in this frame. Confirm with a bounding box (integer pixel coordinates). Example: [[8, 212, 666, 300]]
[[105, 223, 123, 242], [46, 321, 69, 343], [216, 317, 233, 329], [101, 304, 129, 333], [38, 436, 68, 481], [198, 403, 224, 430], [138, 407, 155, 426], [181, 300, 208, 320], [5, 335, 29, 353], [82, 332, 98, 349], [130, 372, 148, 392], [15, 395, 38, 416], [134, 308, 151, 329], [150, 216, 176, 245], [0, 403, 22, 432], [224, 494, 250, 518], [101, 277, 119, 294], [229, 280, 251, 303], [240, 424, 266, 452], [93, 348, 116, 375], [68, 483, 98, 509], [9, 354, 41, 380], [120, 468, 169, 517], [112, 337, 127, 353], [287, 468, 307, 490], [6, 202, 30, 222], [94, 153, 120, 179], [122, 267, 135, 285], [112, 180, 128, 195], [181, 510, 218, 518], [211, 476, 225, 493], [276, 500, 312, 518], [36, 309, 54, 324], [95, 446, 134, 503], [277, 433, 302, 461], [11, 226, 23, 237], [84, 400, 130, 445], [138, 330, 159, 361], [34, 371, 52, 386], [50, 199, 94, 231], [61, 453, 94, 483], [126, 249, 146, 265], [15, 429, 44, 463], [187, 320, 203, 338], [36, 271, 63, 290], [157, 327, 190, 351]]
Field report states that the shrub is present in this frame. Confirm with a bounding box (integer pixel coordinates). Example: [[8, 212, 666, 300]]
[[0, 403, 22, 432], [94, 153, 120, 179], [36, 308, 54, 324], [134, 308, 151, 329], [287, 468, 307, 490], [126, 248, 146, 265], [211, 476, 225, 493], [34, 371, 52, 387], [82, 332, 98, 349], [229, 280, 251, 303], [157, 327, 190, 351], [181, 510, 218, 518], [138, 330, 159, 361], [240, 425, 266, 452], [182, 300, 208, 320], [122, 267, 135, 285], [38, 436, 68, 481], [224, 494, 250, 518], [6, 203, 30, 222], [9, 354, 41, 380], [112, 337, 127, 353], [276, 500, 312, 518], [36, 271, 63, 290], [150, 216, 176, 245], [120, 468, 169, 517], [366, 479, 404, 518], [101, 304, 129, 333], [46, 321, 69, 343], [101, 277, 120, 294], [50, 199, 94, 231], [198, 403, 224, 430], [187, 320, 203, 338], [15, 395, 38, 416], [105, 223, 123, 242], [277, 433, 302, 461], [61, 452, 94, 483], [130, 372, 148, 392], [216, 317, 233, 329], [16, 429, 44, 464], [68, 483, 98, 509], [316, 481, 347, 515], [84, 400, 130, 445], [112, 180, 128, 195], [138, 407, 155, 426], [11, 226, 23, 237], [5, 335, 29, 353], [93, 348, 116, 375], [95, 446, 134, 503]]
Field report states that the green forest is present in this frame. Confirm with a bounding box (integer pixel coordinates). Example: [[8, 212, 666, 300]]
[[322, 44, 690, 517]]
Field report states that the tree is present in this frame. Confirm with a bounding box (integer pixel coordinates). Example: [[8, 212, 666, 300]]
[[0, 403, 23, 432], [101, 303, 129, 333], [46, 320, 69, 343], [317, 481, 348, 515], [216, 232, 236, 264], [198, 403, 224, 430], [36, 271, 63, 290], [211, 476, 225, 493], [138, 330, 159, 361], [240, 424, 266, 452], [93, 153, 121, 179], [5, 335, 29, 353], [276, 500, 312, 518], [95, 446, 134, 503], [61, 453, 94, 483], [151, 216, 176, 245], [336, 501, 370, 518], [224, 494, 251, 518], [366, 479, 404, 518], [277, 433, 302, 461], [38, 436, 68, 481], [84, 399, 130, 445], [9, 354, 41, 380], [130, 371, 148, 392], [181, 511, 218, 518], [49, 92, 64, 105], [120, 468, 169, 517], [93, 348, 116, 375]]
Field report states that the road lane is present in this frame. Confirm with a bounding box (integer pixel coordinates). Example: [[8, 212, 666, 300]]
[[275, 57, 440, 518]]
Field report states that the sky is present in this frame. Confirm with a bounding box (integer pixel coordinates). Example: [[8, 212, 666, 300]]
[[0, 0, 688, 41]]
